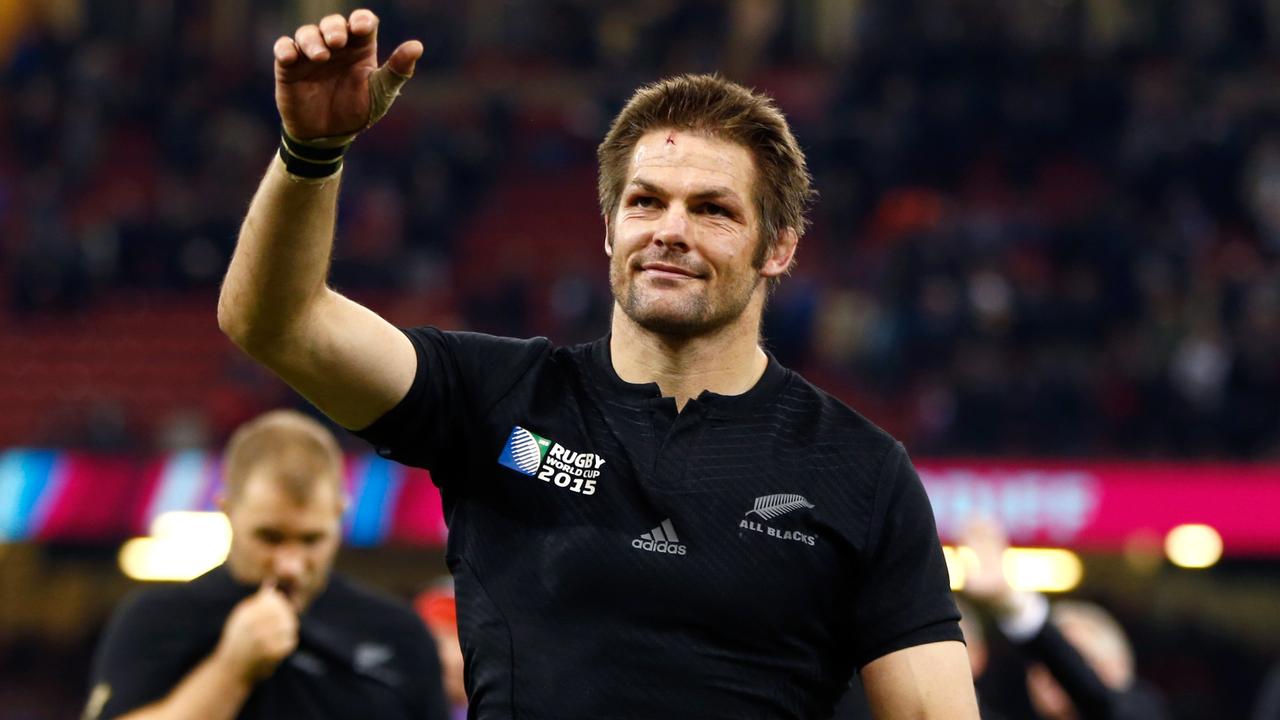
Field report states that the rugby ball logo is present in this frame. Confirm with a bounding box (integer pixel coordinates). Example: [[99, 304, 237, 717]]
[[497, 426, 551, 476]]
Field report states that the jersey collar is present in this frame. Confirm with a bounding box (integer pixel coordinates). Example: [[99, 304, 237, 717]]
[[588, 335, 789, 417]]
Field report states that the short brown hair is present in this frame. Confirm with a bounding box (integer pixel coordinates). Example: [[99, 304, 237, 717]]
[[222, 410, 343, 505], [597, 74, 815, 266]]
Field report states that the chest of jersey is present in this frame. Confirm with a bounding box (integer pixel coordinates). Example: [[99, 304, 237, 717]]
[[448, 392, 867, 680]]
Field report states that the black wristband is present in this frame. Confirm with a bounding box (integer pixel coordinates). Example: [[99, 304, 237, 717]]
[[278, 130, 350, 179]]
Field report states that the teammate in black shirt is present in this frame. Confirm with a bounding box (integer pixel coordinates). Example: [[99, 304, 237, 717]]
[[219, 9, 979, 718], [86, 411, 449, 720]]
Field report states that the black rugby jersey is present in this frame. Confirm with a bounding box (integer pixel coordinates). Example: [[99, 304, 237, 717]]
[[356, 330, 961, 720], [87, 566, 448, 720]]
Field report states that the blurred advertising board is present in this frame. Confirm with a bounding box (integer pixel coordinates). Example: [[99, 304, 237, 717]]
[[1, 450, 1277, 554], [919, 461, 1280, 556]]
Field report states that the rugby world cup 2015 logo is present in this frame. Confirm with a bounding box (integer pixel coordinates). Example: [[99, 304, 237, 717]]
[[497, 426, 603, 496], [497, 426, 552, 476]]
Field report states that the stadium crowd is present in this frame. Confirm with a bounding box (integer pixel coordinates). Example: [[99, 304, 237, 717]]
[[3, 0, 1280, 458]]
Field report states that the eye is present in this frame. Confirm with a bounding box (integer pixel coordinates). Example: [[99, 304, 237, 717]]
[[630, 195, 659, 208], [300, 533, 326, 546], [255, 529, 285, 546], [700, 203, 730, 217]]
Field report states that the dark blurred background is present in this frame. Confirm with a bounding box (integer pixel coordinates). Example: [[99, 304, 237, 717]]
[[1, 0, 1279, 718]]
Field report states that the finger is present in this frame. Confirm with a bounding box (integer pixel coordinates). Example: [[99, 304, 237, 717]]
[[386, 40, 424, 77], [294, 24, 330, 61], [274, 36, 300, 67], [318, 14, 348, 49], [347, 8, 378, 45], [259, 576, 278, 594]]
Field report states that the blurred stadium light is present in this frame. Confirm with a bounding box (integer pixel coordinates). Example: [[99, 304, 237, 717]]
[[1165, 523, 1225, 570], [118, 511, 230, 582], [944, 545, 1084, 594]]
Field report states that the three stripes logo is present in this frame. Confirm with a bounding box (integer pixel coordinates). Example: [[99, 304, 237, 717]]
[[497, 426, 552, 477], [745, 494, 815, 521], [632, 518, 688, 555]]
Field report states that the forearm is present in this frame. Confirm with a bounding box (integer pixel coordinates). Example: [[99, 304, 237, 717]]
[[116, 651, 253, 720], [218, 155, 341, 356], [1023, 623, 1117, 720]]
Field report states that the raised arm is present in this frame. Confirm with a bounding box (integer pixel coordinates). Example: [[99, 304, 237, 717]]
[[217, 9, 422, 430]]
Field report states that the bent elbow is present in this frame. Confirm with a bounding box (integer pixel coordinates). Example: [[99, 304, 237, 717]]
[[216, 292, 251, 349]]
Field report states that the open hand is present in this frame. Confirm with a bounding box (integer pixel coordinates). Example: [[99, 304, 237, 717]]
[[273, 9, 423, 140], [959, 517, 1016, 607]]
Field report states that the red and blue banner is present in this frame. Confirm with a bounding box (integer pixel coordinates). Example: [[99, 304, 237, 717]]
[[0, 450, 446, 547], [2, 450, 1277, 554]]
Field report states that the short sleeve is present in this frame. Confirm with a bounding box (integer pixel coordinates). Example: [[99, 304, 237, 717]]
[[849, 442, 962, 668], [352, 328, 550, 475], [87, 590, 211, 719]]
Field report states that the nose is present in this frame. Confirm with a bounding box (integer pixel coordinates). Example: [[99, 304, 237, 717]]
[[652, 204, 690, 251], [272, 545, 306, 580]]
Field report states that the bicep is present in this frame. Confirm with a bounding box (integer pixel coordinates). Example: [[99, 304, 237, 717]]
[[259, 289, 417, 431], [861, 641, 978, 719]]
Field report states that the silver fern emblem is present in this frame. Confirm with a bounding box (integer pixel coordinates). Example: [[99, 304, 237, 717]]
[[746, 494, 815, 520]]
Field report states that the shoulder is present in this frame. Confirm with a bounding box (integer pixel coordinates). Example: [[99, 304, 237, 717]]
[[95, 572, 236, 670], [405, 327, 553, 362], [107, 583, 190, 630], [771, 368, 903, 475], [323, 574, 432, 636], [107, 567, 240, 633]]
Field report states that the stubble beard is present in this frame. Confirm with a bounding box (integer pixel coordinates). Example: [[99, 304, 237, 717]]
[[609, 253, 760, 338]]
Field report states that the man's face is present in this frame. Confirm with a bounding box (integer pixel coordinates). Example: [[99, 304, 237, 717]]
[[607, 130, 788, 337], [223, 468, 343, 612]]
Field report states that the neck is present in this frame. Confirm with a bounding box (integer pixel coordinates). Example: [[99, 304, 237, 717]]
[[609, 300, 769, 410]]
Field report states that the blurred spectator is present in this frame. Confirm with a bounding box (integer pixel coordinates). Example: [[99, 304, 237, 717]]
[[961, 519, 1171, 720]]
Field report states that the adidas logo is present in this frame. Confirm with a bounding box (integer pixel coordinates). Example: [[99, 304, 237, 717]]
[[631, 519, 688, 555]]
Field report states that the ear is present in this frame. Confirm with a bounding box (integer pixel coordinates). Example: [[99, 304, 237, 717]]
[[216, 493, 229, 515], [603, 217, 614, 258], [759, 227, 799, 279]]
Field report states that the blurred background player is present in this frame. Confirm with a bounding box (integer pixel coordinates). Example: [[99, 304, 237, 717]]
[[85, 410, 449, 720], [961, 518, 1171, 720]]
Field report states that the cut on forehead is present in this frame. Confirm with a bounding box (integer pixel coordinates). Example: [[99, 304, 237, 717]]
[[627, 130, 756, 199], [222, 410, 344, 505], [597, 73, 814, 249]]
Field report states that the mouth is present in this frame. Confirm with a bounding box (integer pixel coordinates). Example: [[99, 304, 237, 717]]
[[639, 262, 702, 280]]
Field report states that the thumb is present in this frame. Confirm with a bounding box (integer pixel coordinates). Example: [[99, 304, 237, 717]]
[[259, 576, 279, 595], [386, 40, 423, 77]]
